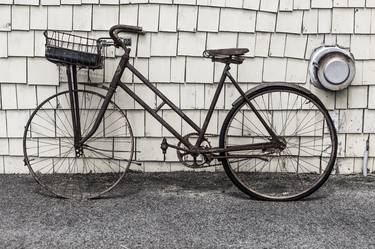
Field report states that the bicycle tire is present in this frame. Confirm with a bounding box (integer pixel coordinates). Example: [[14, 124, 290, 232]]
[[219, 83, 337, 201], [23, 89, 134, 199]]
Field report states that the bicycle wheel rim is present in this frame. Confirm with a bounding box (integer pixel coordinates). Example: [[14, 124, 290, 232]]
[[23, 89, 134, 199], [220, 84, 337, 201]]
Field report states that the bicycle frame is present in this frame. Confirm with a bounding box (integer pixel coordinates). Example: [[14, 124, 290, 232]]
[[72, 52, 282, 155]]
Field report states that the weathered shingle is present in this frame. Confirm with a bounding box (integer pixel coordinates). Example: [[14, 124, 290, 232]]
[[197, 6, 219, 32], [0, 5, 11, 31], [8, 31, 34, 56], [159, 4, 177, 32], [260, 0, 279, 12], [332, 8, 354, 34], [178, 32, 206, 56], [317, 9, 331, 33], [294, 0, 310, 9], [92, 5, 118, 31], [279, 0, 293, 11], [284, 34, 307, 59], [151, 32, 178, 56], [224, 0, 241, 8], [16, 84, 36, 109], [14, 0, 39, 5], [254, 32, 271, 57], [0, 32, 7, 57], [149, 57, 171, 82], [256, 11, 276, 32], [302, 9, 318, 34], [285, 58, 308, 83], [355, 8, 371, 34], [269, 33, 286, 57], [0, 58, 26, 83], [351, 35, 371, 60], [220, 8, 256, 33], [177, 5, 197, 32], [170, 56, 185, 83], [48, 5, 73, 30], [12, 5, 29, 30], [73, 5, 92, 31], [311, 0, 333, 8], [197, 0, 225, 7], [28, 58, 59, 85], [206, 32, 237, 50], [276, 10, 303, 34], [186, 57, 213, 83], [238, 58, 263, 82], [119, 5, 138, 26], [263, 58, 287, 82], [138, 4, 159, 32], [137, 33, 151, 57], [243, 0, 260, 10], [1, 84, 17, 109], [30, 6, 47, 30]]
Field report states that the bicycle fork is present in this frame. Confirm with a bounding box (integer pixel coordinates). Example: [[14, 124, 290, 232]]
[[66, 65, 83, 157]]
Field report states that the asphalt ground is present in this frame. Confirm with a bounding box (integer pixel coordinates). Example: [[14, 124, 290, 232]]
[[0, 172, 374, 249]]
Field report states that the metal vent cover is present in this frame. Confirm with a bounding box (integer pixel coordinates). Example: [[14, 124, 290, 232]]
[[309, 46, 355, 91]]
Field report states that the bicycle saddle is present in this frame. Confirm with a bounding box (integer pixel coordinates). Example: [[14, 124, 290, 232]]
[[203, 48, 249, 64]]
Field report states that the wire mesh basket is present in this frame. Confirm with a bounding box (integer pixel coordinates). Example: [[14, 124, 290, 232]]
[[44, 31, 105, 69]]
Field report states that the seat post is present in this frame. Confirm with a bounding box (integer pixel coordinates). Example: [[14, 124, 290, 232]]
[[223, 63, 231, 77]]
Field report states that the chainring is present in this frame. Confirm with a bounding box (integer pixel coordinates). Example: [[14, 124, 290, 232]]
[[176, 133, 213, 168]]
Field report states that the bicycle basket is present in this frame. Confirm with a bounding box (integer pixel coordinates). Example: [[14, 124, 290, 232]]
[[44, 31, 104, 69]]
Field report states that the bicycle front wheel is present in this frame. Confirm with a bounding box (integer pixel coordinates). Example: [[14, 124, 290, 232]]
[[23, 89, 134, 199], [220, 83, 337, 201]]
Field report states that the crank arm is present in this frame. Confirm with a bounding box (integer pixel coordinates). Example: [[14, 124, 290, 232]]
[[167, 143, 191, 152]]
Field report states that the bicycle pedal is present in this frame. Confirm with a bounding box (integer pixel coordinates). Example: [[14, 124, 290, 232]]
[[160, 138, 168, 154]]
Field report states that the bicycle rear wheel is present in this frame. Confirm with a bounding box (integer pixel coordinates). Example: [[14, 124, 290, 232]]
[[220, 83, 337, 201], [23, 89, 134, 199]]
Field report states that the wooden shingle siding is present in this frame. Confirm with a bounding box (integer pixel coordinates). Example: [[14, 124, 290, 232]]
[[1, 0, 375, 173]]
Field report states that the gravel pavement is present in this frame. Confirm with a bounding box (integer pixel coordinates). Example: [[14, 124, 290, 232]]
[[0, 172, 374, 249]]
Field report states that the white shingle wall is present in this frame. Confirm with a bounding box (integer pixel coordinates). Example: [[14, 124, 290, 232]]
[[0, 1, 374, 174]]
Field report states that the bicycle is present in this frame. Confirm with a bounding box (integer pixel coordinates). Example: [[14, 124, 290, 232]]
[[23, 25, 338, 201]]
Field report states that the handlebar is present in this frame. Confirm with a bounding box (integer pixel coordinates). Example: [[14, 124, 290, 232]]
[[109, 24, 144, 49]]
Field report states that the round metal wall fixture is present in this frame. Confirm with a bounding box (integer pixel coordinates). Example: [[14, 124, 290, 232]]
[[308, 46, 355, 91]]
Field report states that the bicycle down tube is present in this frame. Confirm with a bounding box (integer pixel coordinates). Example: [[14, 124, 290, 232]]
[[79, 53, 281, 153]]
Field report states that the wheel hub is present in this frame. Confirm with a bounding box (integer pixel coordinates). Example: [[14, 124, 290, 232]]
[[263, 137, 287, 154], [75, 146, 84, 158], [278, 137, 287, 150]]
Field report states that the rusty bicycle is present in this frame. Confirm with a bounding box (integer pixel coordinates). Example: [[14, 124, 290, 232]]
[[23, 25, 337, 201]]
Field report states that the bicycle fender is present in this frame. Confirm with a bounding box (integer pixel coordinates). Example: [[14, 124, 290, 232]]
[[231, 83, 316, 107]]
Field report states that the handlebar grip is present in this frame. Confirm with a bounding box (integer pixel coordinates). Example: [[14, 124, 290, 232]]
[[109, 25, 144, 48]]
